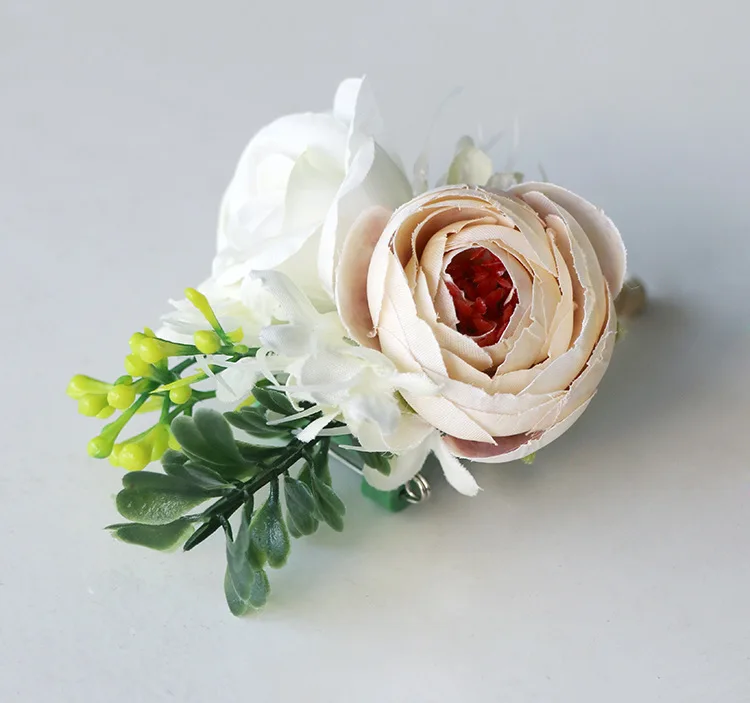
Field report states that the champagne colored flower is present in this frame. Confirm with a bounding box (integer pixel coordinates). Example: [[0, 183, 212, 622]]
[[337, 183, 626, 467]]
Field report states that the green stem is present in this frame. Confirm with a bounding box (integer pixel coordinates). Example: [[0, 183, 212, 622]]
[[101, 383, 158, 441], [183, 441, 312, 551], [159, 395, 171, 424]]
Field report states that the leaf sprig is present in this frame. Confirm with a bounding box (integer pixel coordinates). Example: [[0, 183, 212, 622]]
[[106, 383, 390, 615]]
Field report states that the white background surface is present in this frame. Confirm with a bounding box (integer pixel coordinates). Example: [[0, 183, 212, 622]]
[[2, 0, 749, 700]]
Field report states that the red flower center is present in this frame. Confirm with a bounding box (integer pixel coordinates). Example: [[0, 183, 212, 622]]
[[445, 248, 518, 347]]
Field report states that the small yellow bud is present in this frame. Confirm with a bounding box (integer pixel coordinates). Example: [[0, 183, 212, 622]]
[[185, 287, 223, 333], [149, 424, 170, 461], [138, 338, 166, 364], [168, 431, 181, 451], [233, 344, 249, 354], [97, 405, 116, 419], [228, 327, 244, 343], [107, 384, 137, 410], [129, 332, 147, 354], [88, 435, 114, 459], [194, 330, 222, 355], [118, 442, 151, 472], [169, 385, 192, 405], [124, 353, 152, 377], [67, 374, 111, 400], [109, 443, 123, 466], [78, 393, 110, 417]]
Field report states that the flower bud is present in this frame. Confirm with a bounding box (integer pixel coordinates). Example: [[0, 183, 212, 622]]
[[129, 332, 147, 354], [169, 385, 192, 405], [194, 330, 222, 355], [149, 424, 170, 461], [107, 384, 137, 410], [168, 431, 181, 451], [67, 374, 111, 400], [97, 405, 116, 420], [118, 442, 150, 472], [88, 435, 114, 459], [124, 353, 152, 377], [138, 338, 167, 364], [228, 327, 244, 343], [78, 393, 110, 417]]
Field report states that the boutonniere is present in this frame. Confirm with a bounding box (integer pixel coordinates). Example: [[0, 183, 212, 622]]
[[68, 77, 645, 615]]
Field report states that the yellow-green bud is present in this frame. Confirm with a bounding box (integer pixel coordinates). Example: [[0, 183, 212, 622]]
[[169, 385, 192, 405], [149, 425, 170, 461], [129, 332, 147, 354], [168, 431, 181, 451], [194, 330, 222, 355], [228, 327, 244, 343], [118, 442, 150, 472], [233, 344, 249, 354], [138, 338, 167, 364], [67, 374, 111, 400], [97, 405, 116, 419], [78, 393, 110, 417], [124, 353, 152, 377], [88, 435, 114, 459], [109, 442, 123, 466], [107, 384, 137, 410]]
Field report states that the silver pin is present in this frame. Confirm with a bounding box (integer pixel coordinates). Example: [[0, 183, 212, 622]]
[[331, 450, 431, 505]]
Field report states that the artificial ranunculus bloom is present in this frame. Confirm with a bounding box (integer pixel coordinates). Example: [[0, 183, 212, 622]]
[[337, 183, 626, 464], [213, 77, 412, 309]]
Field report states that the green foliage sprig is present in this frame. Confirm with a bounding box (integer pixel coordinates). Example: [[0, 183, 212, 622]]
[[106, 384, 390, 615], [69, 285, 392, 615]]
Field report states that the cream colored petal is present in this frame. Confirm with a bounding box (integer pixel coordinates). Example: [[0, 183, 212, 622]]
[[544, 227, 576, 358], [445, 223, 556, 276], [445, 396, 593, 464], [517, 207, 608, 395], [377, 255, 448, 376], [335, 206, 392, 348], [402, 390, 496, 443], [510, 182, 627, 295], [415, 270, 494, 371], [429, 371, 562, 416], [433, 437, 480, 496], [442, 349, 493, 390]]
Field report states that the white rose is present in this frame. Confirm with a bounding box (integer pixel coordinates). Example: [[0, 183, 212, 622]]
[[213, 77, 413, 309], [336, 183, 626, 464]]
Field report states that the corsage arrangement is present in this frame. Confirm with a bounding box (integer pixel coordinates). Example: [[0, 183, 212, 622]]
[[68, 78, 644, 615]]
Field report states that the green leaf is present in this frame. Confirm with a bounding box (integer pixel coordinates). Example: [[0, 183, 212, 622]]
[[284, 476, 318, 537], [308, 444, 346, 532], [116, 478, 209, 525], [162, 449, 189, 476], [311, 443, 332, 486], [252, 385, 296, 416], [250, 479, 290, 568], [181, 463, 232, 491], [362, 451, 392, 476], [225, 406, 290, 440], [122, 470, 204, 493], [224, 500, 267, 616], [311, 479, 345, 532], [171, 409, 244, 473], [107, 519, 193, 551], [248, 568, 270, 608], [183, 517, 219, 551]]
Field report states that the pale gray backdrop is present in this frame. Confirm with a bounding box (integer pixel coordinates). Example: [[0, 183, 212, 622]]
[[1, 0, 749, 701]]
